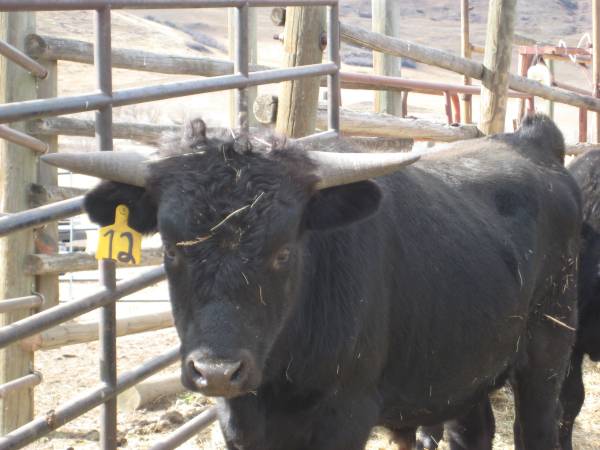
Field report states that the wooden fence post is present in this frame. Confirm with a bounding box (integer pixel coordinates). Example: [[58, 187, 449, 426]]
[[35, 60, 59, 310], [275, 6, 326, 138], [372, 0, 402, 115], [461, 0, 473, 123], [479, 0, 516, 135], [0, 11, 37, 433], [229, 7, 257, 128]]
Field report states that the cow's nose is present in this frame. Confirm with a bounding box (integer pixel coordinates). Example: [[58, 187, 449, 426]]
[[185, 355, 247, 397]]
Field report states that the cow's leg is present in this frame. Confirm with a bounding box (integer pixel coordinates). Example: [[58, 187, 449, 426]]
[[512, 324, 574, 450], [559, 350, 585, 450], [445, 396, 495, 450], [390, 427, 417, 450], [309, 393, 380, 450], [416, 424, 443, 449]]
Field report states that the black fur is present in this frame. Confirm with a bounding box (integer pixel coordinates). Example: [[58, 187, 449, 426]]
[[85, 114, 581, 450], [558, 149, 600, 450]]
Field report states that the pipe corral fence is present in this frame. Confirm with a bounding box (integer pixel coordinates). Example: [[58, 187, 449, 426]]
[[0, 1, 340, 449], [1, 1, 600, 449]]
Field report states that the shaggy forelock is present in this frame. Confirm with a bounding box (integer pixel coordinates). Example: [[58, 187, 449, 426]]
[[146, 119, 319, 292], [158, 118, 293, 159]]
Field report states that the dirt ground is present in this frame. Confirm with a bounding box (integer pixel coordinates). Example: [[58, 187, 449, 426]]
[[19, 2, 600, 449]]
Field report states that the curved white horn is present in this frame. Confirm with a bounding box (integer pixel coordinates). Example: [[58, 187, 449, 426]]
[[41, 152, 152, 187], [309, 151, 420, 190]]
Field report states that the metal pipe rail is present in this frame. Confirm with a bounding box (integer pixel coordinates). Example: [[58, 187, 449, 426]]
[[0, 265, 166, 349], [0, 64, 337, 123], [0, 372, 42, 399], [0, 347, 181, 450], [0, 0, 337, 11], [0, 294, 43, 314], [0, 124, 49, 153], [149, 407, 219, 450], [0, 196, 84, 237], [0, 39, 48, 78], [340, 72, 532, 99]]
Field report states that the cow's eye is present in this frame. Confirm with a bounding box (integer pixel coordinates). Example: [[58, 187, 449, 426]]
[[272, 247, 291, 270]]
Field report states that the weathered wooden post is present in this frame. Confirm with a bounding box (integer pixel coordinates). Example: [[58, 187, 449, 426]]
[[593, 0, 600, 142], [479, 0, 517, 135], [229, 7, 257, 128], [0, 11, 37, 433], [372, 0, 402, 115], [275, 6, 326, 138], [461, 0, 473, 123], [35, 58, 59, 311]]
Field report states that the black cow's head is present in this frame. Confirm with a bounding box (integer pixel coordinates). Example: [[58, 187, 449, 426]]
[[44, 119, 418, 398]]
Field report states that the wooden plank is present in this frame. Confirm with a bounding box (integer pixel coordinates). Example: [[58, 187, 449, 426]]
[[318, 109, 481, 141], [479, 0, 517, 134], [255, 94, 480, 141], [28, 117, 177, 144], [0, 11, 36, 433], [25, 247, 164, 275], [372, 0, 402, 115], [117, 373, 184, 412], [28, 184, 88, 208], [25, 34, 271, 77], [566, 143, 600, 156], [275, 6, 326, 138], [340, 23, 600, 112], [461, 0, 472, 123], [594, 0, 600, 143], [22, 310, 174, 351], [271, 7, 286, 26]]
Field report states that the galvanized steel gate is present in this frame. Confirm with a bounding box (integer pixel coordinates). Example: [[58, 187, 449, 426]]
[[0, 1, 340, 448]]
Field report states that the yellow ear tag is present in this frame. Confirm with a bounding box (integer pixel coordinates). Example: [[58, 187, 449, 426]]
[[96, 204, 142, 265]]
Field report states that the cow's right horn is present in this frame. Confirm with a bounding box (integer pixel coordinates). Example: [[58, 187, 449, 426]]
[[41, 151, 151, 187]]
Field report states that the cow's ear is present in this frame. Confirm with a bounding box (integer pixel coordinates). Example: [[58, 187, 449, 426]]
[[304, 180, 382, 231], [84, 181, 158, 234]]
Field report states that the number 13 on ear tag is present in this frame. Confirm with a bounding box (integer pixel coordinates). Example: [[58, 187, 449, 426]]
[[96, 204, 142, 265]]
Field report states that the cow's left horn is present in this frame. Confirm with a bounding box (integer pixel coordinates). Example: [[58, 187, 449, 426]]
[[41, 151, 151, 187], [309, 151, 420, 190]]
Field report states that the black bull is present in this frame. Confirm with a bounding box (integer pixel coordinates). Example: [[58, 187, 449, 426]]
[[83, 114, 580, 450], [416, 148, 600, 450]]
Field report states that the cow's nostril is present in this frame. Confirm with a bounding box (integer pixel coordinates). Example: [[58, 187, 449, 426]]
[[229, 361, 244, 383], [189, 359, 207, 385]]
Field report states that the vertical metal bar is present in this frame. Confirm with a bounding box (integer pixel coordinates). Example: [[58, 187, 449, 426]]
[[95, 6, 117, 450], [460, 0, 472, 123], [517, 53, 533, 122], [401, 90, 409, 117], [593, 0, 600, 142], [234, 3, 249, 135], [579, 108, 588, 143], [327, 3, 340, 132], [451, 93, 461, 124], [527, 96, 535, 114], [443, 91, 453, 124]]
